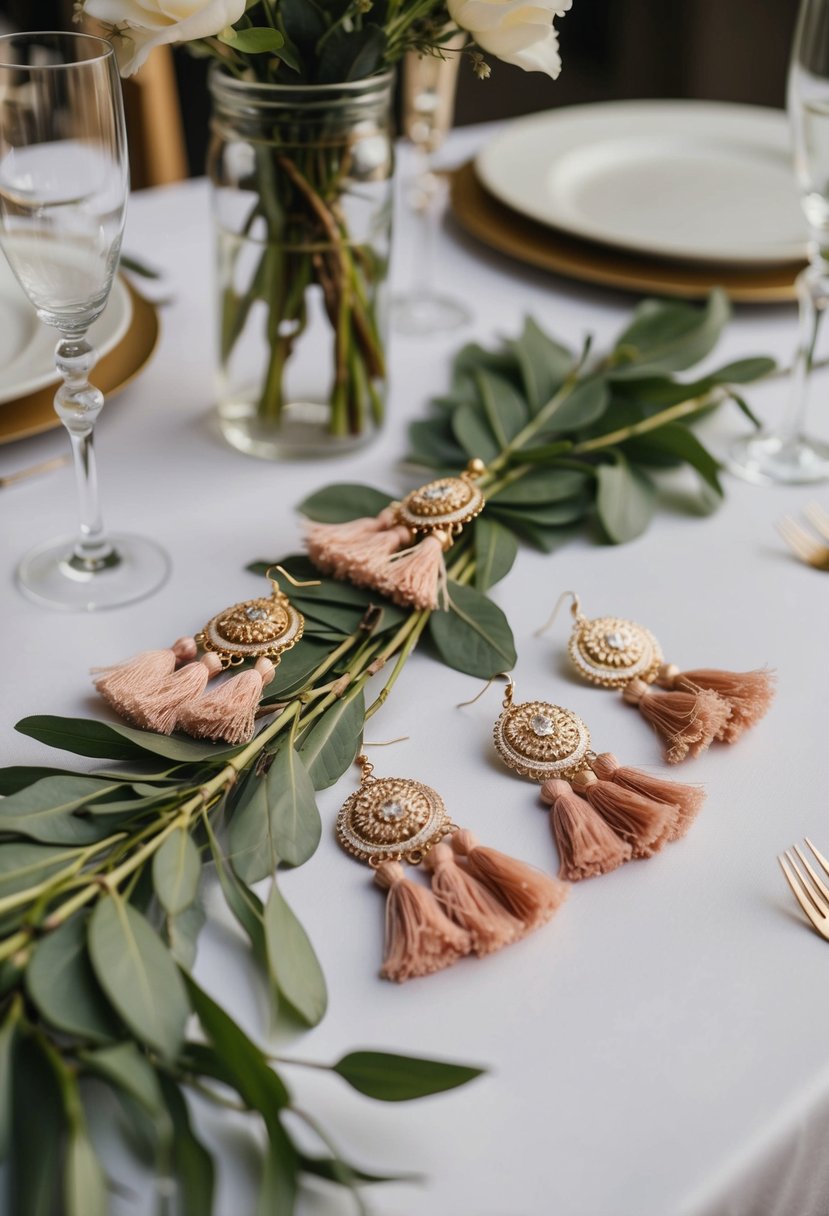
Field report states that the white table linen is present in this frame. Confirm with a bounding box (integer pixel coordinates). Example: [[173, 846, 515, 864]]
[[1, 122, 828, 1216]]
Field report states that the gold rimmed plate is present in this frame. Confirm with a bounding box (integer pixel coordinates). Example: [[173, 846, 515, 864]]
[[0, 281, 160, 446], [449, 161, 804, 304]]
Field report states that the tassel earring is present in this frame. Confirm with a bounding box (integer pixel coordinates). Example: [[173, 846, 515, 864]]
[[459, 675, 706, 883], [304, 459, 486, 611], [336, 753, 568, 982], [536, 593, 775, 764], [92, 567, 317, 744]]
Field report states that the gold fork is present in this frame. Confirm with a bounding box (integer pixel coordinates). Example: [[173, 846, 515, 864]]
[[777, 516, 829, 571], [778, 839, 829, 940]]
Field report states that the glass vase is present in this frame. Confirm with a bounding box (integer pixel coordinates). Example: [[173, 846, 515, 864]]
[[208, 68, 394, 459]]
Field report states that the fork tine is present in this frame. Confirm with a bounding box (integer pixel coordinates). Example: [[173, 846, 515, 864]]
[[779, 855, 829, 935], [805, 837, 829, 880], [793, 843, 829, 904], [804, 502, 829, 543], [778, 518, 829, 567]]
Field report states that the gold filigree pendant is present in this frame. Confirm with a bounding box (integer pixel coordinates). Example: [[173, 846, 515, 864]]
[[492, 692, 591, 783], [196, 569, 308, 668], [568, 612, 663, 690]]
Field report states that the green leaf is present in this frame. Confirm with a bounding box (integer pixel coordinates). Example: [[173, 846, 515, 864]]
[[264, 637, 331, 699], [595, 454, 656, 543], [0, 842, 79, 898], [612, 289, 730, 372], [332, 1051, 484, 1102], [260, 1117, 299, 1216], [297, 692, 364, 790], [184, 976, 291, 1119], [0, 766, 78, 795], [475, 369, 529, 447], [88, 897, 190, 1061], [428, 582, 516, 678], [474, 517, 519, 592], [407, 417, 467, 470], [165, 898, 206, 971], [153, 828, 201, 916], [299, 483, 392, 523], [624, 422, 723, 494], [539, 375, 609, 433], [451, 401, 500, 463], [159, 1076, 215, 1216], [729, 390, 762, 429], [65, 1124, 108, 1216], [229, 743, 320, 881], [317, 24, 387, 83], [27, 914, 121, 1043], [510, 316, 574, 413], [0, 1007, 18, 1159], [489, 468, 588, 506], [10, 1037, 64, 1215], [16, 715, 243, 764], [264, 884, 327, 1027], [219, 26, 284, 52], [210, 830, 269, 969], [491, 496, 590, 530], [80, 1043, 168, 1130], [298, 1153, 419, 1186], [0, 776, 120, 844]]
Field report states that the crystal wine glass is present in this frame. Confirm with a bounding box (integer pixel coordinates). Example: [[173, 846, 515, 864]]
[[392, 40, 471, 336], [731, 0, 829, 483], [0, 31, 169, 608]]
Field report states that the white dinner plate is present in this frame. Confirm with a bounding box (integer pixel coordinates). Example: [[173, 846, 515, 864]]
[[476, 100, 808, 266], [0, 258, 132, 406]]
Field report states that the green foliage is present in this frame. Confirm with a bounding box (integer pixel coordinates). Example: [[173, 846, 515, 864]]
[[333, 1051, 485, 1101]]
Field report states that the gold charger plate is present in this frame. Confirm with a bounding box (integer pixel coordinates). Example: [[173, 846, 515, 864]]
[[0, 282, 160, 446], [449, 160, 804, 304]]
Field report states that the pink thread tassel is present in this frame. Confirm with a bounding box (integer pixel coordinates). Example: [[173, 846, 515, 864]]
[[658, 666, 775, 744], [373, 861, 471, 982], [346, 524, 413, 588], [589, 752, 705, 841], [177, 657, 275, 745], [127, 653, 224, 735], [373, 532, 450, 611], [92, 637, 197, 720], [450, 829, 568, 935], [540, 778, 632, 880], [423, 841, 523, 955], [622, 678, 730, 764], [571, 770, 675, 858], [305, 507, 399, 578]]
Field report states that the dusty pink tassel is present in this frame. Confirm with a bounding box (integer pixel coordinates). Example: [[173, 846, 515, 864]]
[[92, 637, 197, 719], [571, 770, 675, 858], [423, 841, 522, 955], [305, 507, 399, 578], [177, 657, 275, 745], [129, 653, 224, 735], [658, 665, 775, 744], [373, 531, 450, 610], [622, 678, 730, 764], [450, 829, 568, 935], [347, 524, 413, 588], [589, 752, 705, 841], [540, 778, 632, 880], [373, 861, 471, 982]]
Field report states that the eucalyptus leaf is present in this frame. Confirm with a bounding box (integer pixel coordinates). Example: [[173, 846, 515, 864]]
[[475, 369, 529, 448], [153, 828, 201, 916], [165, 897, 206, 971], [451, 401, 500, 463], [332, 1051, 484, 1102], [622, 422, 723, 494], [428, 582, 516, 678], [299, 483, 392, 523], [27, 914, 121, 1043], [612, 289, 730, 372], [407, 417, 467, 470], [0, 1008, 18, 1159], [0, 776, 120, 844], [297, 692, 364, 790], [208, 828, 269, 972], [489, 468, 588, 506], [259, 1117, 299, 1216], [65, 1124, 108, 1216], [298, 1153, 420, 1186], [10, 1037, 64, 1216], [510, 316, 574, 413], [262, 637, 331, 699], [539, 375, 609, 434], [473, 517, 519, 592], [491, 495, 590, 529], [219, 26, 284, 52], [159, 1076, 215, 1216], [0, 842, 79, 899], [0, 765, 78, 795], [264, 884, 327, 1027], [80, 1043, 168, 1133], [229, 742, 320, 880], [16, 715, 243, 764], [595, 454, 656, 543], [88, 897, 190, 1061]]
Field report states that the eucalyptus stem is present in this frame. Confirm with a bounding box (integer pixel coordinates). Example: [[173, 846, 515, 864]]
[[572, 389, 725, 453]]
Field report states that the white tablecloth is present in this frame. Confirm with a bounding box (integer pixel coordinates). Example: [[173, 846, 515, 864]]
[[2, 123, 829, 1216]]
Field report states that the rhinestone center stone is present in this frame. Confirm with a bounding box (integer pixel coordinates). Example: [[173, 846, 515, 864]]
[[421, 484, 451, 501], [379, 800, 406, 822], [246, 606, 268, 622], [604, 631, 625, 650], [530, 713, 555, 737]]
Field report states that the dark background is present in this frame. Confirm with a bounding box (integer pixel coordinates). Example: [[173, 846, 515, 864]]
[[0, 0, 801, 176]]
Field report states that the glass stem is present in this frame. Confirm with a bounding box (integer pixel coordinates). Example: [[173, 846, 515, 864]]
[[412, 148, 437, 300], [54, 334, 118, 572], [782, 262, 829, 448]]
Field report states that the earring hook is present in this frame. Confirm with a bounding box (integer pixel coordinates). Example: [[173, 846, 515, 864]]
[[456, 672, 514, 708], [265, 564, 322, 592], [534, 590, 582, 638]]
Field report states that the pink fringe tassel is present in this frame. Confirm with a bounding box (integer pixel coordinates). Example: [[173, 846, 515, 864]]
[[623, 678, 731, 764], [373, 532, 450, 611], [305, 507, 399, 578], [128, 653, 223, 735], [571, 770, 675, 858], [92, 637, 197, 720], [451, 828, 568, 935], [177, 657, 275, 745], [662, 667, 775, 744], [424, 841, 522, 955], [373, 861, 471, 982], [540, 778, 632, 880], [590, 752, 705, 841]]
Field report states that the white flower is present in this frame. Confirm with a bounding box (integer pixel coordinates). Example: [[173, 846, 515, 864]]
[[83, 0, 247, 75], [448, 0, 571, 78]]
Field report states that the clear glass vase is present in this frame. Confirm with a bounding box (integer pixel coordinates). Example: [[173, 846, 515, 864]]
[[208, 68, 394, 459]]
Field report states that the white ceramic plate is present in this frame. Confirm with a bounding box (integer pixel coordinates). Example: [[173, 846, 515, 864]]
[[476, 100, 808, 266], [0, 259, 132, 406]]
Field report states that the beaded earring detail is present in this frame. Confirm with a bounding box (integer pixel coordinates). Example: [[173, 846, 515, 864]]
[[336, 754, 568, 982], [304, 459, 486, 610], [92, 567, 316, 744], [538, 593, 775, 764], [460, 676, 706, 883]]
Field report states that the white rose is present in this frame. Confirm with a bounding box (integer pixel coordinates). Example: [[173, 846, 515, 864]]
[[84, 0, 247, 75], [448, 0, 571, 77]]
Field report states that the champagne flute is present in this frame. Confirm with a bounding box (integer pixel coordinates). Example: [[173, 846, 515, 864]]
[[0, 31, 169, 609], [392, 39, 471, 336], [731, 0, 829, 483]]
